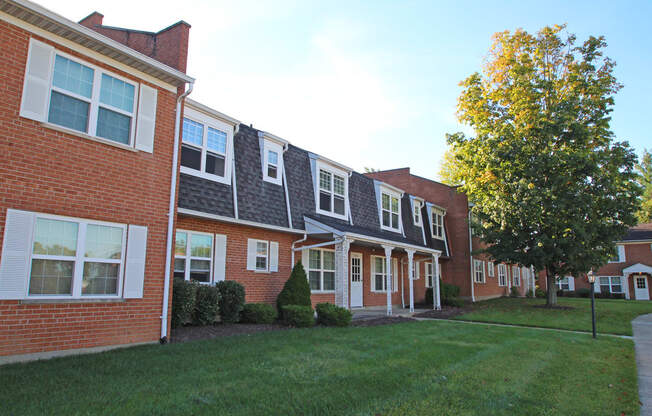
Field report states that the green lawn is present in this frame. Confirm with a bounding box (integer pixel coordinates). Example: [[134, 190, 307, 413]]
[[453, 297, 652, 335], [0, 321, 639, 415]]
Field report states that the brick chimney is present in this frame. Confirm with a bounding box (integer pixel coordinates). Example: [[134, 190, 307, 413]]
[[79, 12, 190, 73]]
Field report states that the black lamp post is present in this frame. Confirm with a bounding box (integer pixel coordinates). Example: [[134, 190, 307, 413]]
[[588, 270, 597, 339]]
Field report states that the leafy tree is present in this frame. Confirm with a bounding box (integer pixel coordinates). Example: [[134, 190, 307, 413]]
[[438, 148, 463, 186], [364, 167, 380, 173], [446, 25, 641, 305], [635, 149, 652, 223]]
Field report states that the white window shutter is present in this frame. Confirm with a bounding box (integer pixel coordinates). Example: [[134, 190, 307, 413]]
[[0, 209, 35, 299], [617, 245, 626, 263], [568, 277, 575, 291], [246, 239, 257, 271], [123, 225, 147, 299], [269, 241, 279, 272], [135, 84, 157, 153], [20, 39, 54, 122], [214, 234, 227, 282], [301, 248, 309, 270]]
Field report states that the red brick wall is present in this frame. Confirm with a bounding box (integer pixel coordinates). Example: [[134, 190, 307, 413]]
[[365, 169, 475, 298], [0, 21, 180, 356]]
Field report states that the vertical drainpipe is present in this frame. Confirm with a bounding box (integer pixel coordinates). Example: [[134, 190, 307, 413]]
[[468, 208, 475, 302], [160, 81, 194, 344]]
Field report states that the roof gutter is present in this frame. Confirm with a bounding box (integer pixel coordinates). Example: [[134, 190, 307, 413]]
[[160, 81, 194, 344]]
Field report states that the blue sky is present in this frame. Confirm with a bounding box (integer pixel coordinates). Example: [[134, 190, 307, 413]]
[[44, 0, 651, 179]]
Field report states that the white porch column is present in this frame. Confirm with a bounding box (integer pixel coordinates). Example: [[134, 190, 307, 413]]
[[335, 239, 351, 309], [382, 245, 394, 316], [406, 249, 415, 313], [432, 252, 441, 310]]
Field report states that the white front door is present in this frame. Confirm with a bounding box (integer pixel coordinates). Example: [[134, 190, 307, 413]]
[[350, 253, 363, 308], [634, 275, 650, 300]]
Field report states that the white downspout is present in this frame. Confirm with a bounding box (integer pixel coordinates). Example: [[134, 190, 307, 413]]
[[160, 81, 194, 343], [291, 233, 308, 265], [468, 209, 475, 302]]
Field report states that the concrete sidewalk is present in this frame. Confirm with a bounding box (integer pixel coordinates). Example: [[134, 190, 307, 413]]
[[633, 313, 652, 416]]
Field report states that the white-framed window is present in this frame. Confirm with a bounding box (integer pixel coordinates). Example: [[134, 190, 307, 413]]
[[174, 230, 213, 283], [246, 239, 278, 273], [46, 52, 138, 146], [512, 266, 520, 286], [412, 261, 420, 280], [255, 240, 269, 271], [27, 214, 126, 298], [180, 107, 234, 185], [262, 140, 284, 185], [381, 189, 401, 232], [317, 164, 348, 219], [431, 210, 444, 239], [497, 264, 507, 286], [557, 276, 574, 291], [413, 200, 422, 226], [308, 248, 335, 292], [599, 276, 623, 294], [372, 256, 398, 292], [608, 245, 626, 263], [473, 259, 485, 283], [487, 262, 495, 277]]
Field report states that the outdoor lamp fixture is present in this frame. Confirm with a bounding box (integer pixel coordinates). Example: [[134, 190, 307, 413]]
[[587, 270, 597, 339]]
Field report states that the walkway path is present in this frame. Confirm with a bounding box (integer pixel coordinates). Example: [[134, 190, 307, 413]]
[[633, 313, 652, 416]]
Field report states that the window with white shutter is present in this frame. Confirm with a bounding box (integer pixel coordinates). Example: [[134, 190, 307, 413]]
[[246, 239, 277, 273]]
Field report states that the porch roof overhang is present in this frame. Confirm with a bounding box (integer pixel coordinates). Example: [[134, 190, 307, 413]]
[[622, 263, 652, 275], [304, 216, 442, 256]]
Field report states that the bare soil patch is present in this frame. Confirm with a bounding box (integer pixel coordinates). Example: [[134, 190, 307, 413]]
[[171, 323, 288, 343], [351, 316, 416, 327], [413, 305, 474, 319], [532, 304, 575, 311]]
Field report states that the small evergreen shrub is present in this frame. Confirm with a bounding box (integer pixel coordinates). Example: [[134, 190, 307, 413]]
[[315, 303, 352, 327], [535, 288, 546, 298], [425, 280, 462, 307], [281, 305, 314, 327], [576, 288, 591, 298], [510, 286, 519, 297], [216, 281, 246, 323], [193, 284, 221, 325], [277, 261, 311, 316], [241, 303, 278, 324], [172, 278, 198, 328]]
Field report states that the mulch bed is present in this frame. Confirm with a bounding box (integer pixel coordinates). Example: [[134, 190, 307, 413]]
[[532, 304, 575, 311], [171, 323, 288, 343], [351, 316, 416, 327], [413, 305, 474, 319]]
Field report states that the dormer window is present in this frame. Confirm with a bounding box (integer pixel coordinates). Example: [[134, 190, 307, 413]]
[[381, 191, 401, 231], [180, 107, 234, 185], [261, 135, 284, 185], [431, 209, 444, 239], [413, 200, 422, 226], [267, 150, 278, 179], [314, 160, 349, 220]]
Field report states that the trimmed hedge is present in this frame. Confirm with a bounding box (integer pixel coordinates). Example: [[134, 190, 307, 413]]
[[194, 284, 221, 325], [576, 288, 591, 298], [315, 303, 352, 327], [535, 288, 546, 298], [241, 303, 278, 324], [216, 281, 246, 323], [425, 279, 462, 307], [172, 278, 198, 328], [277, 261, 311, 316], [509, 286, 519, 297], [595, 292, 625, 299], [281, 305, 314, 327]]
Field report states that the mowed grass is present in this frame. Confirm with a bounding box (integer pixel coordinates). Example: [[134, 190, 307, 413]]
[[0, 321, 639, 416], [453, 297, 652, 335]]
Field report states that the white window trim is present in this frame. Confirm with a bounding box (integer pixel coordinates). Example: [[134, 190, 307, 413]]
[[473, 259, 485, 283], [425, 262, 434, 288], [371, 256, 398, 293], [598, 276, 623, 294], [180, 107, 234, 185], [412, 199, 422, 226], [48, 49, 139, 148], [487, 261, 495, 277], [512, 266, 521, 286], [174, 229, 214, 283], [315, 161, 349, 221], [248, 239, 270, 273], [557, 276, 573, 291], [262, 140, 283, 185], [608, 245, 626, 263], [307, 248, 335, 293], [497, 264, 507, 287], [26, 212, 127, 300], [430, 208, 445, 240], [380, 187, 403, 233]]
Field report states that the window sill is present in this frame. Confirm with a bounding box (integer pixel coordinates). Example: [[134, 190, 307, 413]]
[[180, 166, 230, 185], [20, 297, 127, 304], [380, 225, 402, 234], [315, 209, 348, 222], [40, 122, 138, 153], [311, 290, 335, 294], [262, 176, 282, 186]]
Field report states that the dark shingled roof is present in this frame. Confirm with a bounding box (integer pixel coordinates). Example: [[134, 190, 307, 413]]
[[234, 124, 289, 228], [178, 173, 234, 217], [622, 223, 652, 242], [284, 144, 315, 230]]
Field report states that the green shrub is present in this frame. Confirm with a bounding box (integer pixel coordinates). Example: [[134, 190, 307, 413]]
[[510, 286, 519, 297], [281, 305, 314, 327], [216, 281, 245, 323], [315, 303, 352, 327], [241, 303, 277, 324], [277, 261, 311, 316], [172, 278, 198, 328], [425, 280, 462, 307], [595, 292, 625, 300], [535, 288, 546, 298], [193, 284, 221, 325], [576, 288, 591, 298]]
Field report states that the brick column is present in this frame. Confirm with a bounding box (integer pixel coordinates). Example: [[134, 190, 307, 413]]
[[382, 245, 394, 316], [335, 239, 351, 309]]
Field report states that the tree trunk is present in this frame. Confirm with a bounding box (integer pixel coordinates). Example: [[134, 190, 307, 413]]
[[546, 268, 557, 306]]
